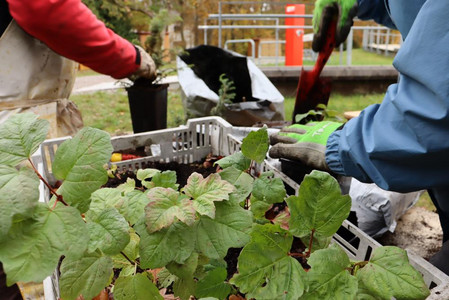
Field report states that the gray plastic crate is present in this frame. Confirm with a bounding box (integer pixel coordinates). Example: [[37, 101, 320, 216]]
[[35, 116, 448, 299]]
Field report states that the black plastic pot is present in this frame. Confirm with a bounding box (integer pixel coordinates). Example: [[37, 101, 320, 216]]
[[126, 81, 169, 133]]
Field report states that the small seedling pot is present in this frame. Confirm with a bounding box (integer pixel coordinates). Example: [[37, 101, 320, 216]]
[[126, 80, 169, 133]]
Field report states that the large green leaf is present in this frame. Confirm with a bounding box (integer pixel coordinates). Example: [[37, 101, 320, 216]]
[[87, 207, 130, 255], [356, 246, 430, 300], [137, 168, 160, 185], [183, 172, 235, 218], [120, 190, 150, 225], [135, 219, 195, 269], [148, 170, 179, 190], [167, 252, 199, 279], [0, 112, 49, 166], [0, 166, 39, 239], [215, 152, 251, 171], [241, 127, 269, 163], [252, 172, 286, 204], [356, 286, 379, 300], [158, 268, 177, 289], [195, 267, 231, 300], [230, 224, 306, 299], [114, 273, 162, 300], [196, 201, 252, 259], [88, 188, 123, 217], [174, 277, 196, 300], [59, 252, 113, 300], [88, 188, 148, 227], [250, 195, 272, 222], [117, 177, 136, 194], [218, 166, 253, 204], [287, 170, 351, 239], [52, 127, 113, 213], [301, 244, 358, 299], [112, 229, 140, 269], [0, 203, 88, 285], [145, 187, 195, 233]]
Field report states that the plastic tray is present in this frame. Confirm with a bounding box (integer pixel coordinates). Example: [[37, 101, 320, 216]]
[[35, 116, 448, 299]]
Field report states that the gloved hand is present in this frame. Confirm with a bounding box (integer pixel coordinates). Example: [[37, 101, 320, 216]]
[[129, 45, 157, 82], [312, 0, 358, 52], [269, 121, 343, 172]]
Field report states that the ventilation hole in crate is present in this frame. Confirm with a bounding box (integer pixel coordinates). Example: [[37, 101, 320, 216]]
[[52, 143, 58, 155], [43, 145, 53, 173], [200, 132, 206, 147], [429, 281, 437, 289], [364, 246, 373, 261], [336, 225, 361, 249], [334, 239, 357, 257], [284, 183, 296, 196], [172, 133, 181, 151], [182, 131, 192, 150]]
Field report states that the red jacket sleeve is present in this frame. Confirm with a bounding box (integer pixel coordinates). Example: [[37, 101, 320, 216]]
[[6, 0, 139, 79]]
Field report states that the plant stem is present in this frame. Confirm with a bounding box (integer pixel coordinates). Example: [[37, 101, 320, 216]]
[[307, 229, 315, 256], [288, 252, 307, 258], [28, 158, 68, 207], [120, 251, 136, 266], [351, 261, 369, 275]]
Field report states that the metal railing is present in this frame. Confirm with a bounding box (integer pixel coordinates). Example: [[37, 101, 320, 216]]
[[199, 11, 402, 66], [224, 38, 256, 58]]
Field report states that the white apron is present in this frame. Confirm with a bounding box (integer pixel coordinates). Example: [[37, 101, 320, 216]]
[[0, 20, 83, 137]]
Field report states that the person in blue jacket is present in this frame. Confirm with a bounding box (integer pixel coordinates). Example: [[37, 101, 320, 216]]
[[270, 0, 449, 274]]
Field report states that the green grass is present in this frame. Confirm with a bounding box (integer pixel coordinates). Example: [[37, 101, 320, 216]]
[[417, 192, 436, 212], [321, 48, 395, 66], [69, 89, 185, 136], [284, 92, 384, 121], [263, 48, 395, 67], [71, 88, 386, 134]]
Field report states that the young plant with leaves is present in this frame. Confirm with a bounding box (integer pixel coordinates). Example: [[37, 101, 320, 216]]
[[0, 113, 430, 300], [295, 103, 345, 124], [210, 73, 236, 117]]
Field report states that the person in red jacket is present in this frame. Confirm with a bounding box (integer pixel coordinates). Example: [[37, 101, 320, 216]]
[[0, 0, 156, 138], [0, 0, 156, 298]]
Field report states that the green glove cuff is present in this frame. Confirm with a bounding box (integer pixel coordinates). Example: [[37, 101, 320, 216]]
[[279, 121, 342, 146]]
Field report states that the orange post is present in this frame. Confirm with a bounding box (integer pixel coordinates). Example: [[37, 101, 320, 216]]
[[285, 4, 305, 66]]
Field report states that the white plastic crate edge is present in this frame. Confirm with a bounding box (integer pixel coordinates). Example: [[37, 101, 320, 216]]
[[39, 117, 235, 186]]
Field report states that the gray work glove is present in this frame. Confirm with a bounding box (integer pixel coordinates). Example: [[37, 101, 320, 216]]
[[129, 45, 157, 82], [269, 121, 342, 172]]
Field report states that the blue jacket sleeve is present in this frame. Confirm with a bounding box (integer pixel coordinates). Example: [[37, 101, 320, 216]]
[[326, 0, 449, 193], [357, 0, 396, 29]]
